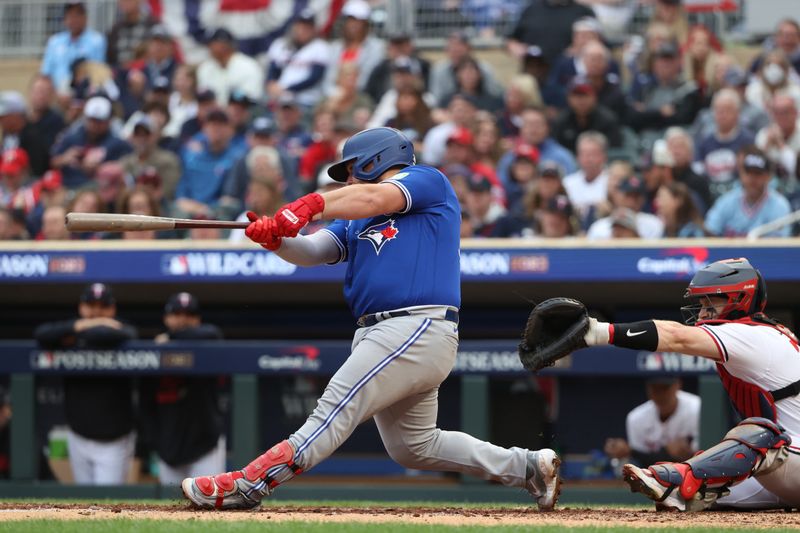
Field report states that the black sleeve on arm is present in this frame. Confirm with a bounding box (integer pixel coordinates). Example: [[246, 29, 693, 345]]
[[168, 323, 224, 340], [33, 321, 78, 348], [611, 320, 659, 351], [78, 324, 137, 348], [285, 63, 326, 92]]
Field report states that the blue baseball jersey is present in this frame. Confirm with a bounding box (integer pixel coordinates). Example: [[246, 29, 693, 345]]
[[321, 165, 461, 317]]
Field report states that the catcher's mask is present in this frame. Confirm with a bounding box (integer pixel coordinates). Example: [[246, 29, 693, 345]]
[[681, 258, 767, 325]]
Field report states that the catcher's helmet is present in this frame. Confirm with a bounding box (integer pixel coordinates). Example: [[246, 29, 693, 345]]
[[681, 258, 767, 325], [327, 127, 415, 183]]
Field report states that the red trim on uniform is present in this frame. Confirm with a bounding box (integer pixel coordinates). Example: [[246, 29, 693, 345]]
[[608, 324, 615, 344], [698, 326, 725, 361]]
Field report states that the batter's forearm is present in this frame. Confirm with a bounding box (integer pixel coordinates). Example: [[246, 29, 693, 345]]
[[275, 231, 341, 266]]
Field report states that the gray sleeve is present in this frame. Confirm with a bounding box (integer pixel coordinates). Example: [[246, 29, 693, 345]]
[[275, 230, 341, 266]]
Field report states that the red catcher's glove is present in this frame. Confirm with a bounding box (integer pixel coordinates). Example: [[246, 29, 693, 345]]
[[245, 212, 282, 251], [274, 193, 325, 238]]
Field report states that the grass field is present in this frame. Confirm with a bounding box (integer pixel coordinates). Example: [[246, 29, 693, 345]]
[[0, 500, 796, 532]]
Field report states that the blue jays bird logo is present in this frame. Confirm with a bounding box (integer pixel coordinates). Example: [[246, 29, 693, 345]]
[[358, 219, 400, 255]]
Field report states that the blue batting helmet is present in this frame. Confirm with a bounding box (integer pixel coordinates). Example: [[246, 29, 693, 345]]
[[327, 127, 415, 183]]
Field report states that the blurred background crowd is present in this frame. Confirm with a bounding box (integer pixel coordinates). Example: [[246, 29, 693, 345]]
[[0, 0, 798, 242]]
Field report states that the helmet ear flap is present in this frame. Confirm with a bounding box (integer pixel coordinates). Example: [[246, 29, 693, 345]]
[[752, 269, 767, 313]]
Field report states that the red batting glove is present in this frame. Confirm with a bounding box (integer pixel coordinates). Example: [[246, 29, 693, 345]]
[[274, 193, 325, 238], [245, 211, 282, 251]]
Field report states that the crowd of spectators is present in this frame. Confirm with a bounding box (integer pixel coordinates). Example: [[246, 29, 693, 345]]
[[1, 0, 799, 242]]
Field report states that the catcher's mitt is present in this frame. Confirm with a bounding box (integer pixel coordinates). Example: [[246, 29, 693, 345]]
[[518, 297, 590, 372]]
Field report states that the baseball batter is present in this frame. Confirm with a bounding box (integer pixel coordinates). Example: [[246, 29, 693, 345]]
[[181, 127, 561, 510], [581, 258, 800, 511]]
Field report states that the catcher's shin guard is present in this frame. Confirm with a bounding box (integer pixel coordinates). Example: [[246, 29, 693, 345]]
[[182, 440, 301, 510], [623, 417, 790, 512]]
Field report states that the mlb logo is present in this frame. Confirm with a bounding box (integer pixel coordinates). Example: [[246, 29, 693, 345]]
[[358, 219, 400, 255]]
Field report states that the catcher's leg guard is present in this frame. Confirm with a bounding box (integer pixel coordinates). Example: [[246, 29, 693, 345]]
[[182, 440, 301, 510], [623, 417, 790, 512]]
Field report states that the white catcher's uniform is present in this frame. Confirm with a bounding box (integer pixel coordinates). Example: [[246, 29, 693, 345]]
[[699, 321, 800, 508]]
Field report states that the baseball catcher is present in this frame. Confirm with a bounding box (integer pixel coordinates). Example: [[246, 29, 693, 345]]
[[521, 258, 800, 511]]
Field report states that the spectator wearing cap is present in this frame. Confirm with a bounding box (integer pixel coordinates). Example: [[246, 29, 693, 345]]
[[175, 108, 244, 218], [119, 115, 181, 202], [655, 181, 707, 238], [197, 28, 264, 105], [756, 93, 800, 184], [40, 2, 107, 95], [39, 204, 71, 241], [497, 75, 544, 139], [586, 175, 664, 239], [429, 31, 504, 108], [505, 143, 539, 214], [552, 75, 622, 152], [493, 162, 568, 237], [27, 76, 67, 174], [106, 0, 156, 69], [228, 148, 286, 242], [273, 94, 313, 183], [365, 31, 431, 105], [322, 0, 386, 97], [226, 90, 254, 153], [178, 88, 217, 146], [367, 55, 437, 129], [705, 146, 792, 237], [604, 377, 699, 468], [464, 172, 507, 237], [497, 107, 577, 201], [139, 25, 178, 90], [506, 0, 595, 73], [50, 96, 132, 189], [140, 292, 224, 486], [563, 131, 610, 228], [442, 126, 505, 206], [34, 283, 138, 485], [689, 65, 769, 141], [265, 10, 331, 109], [440, 56, 505, 114], [542, 17, 619, 110], [659, 130, 712, 212], [749, 19, 800, 78], [220, 116, 298, 214], [609, 207, 640, 238], [422, 93, 478, 167], [538, 194, 578, 238], [522, 45, 549, 87], [320, 62, 375, 128], [694, 88, 755, 197], [165, 65, 198, 139], [627, 40, 702, 135], [0, 91, 52, 177]]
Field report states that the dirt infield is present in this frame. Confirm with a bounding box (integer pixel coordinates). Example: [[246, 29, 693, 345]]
[[0, 503, 797, 529]]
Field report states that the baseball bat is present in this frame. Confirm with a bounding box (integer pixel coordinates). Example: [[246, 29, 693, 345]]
[[65, 212, 250, 232]]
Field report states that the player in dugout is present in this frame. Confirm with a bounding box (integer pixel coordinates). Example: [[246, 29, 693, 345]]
[[34, 283, 138, 485], [181, 127, 562, 511], [140, 292, 225, 486]]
